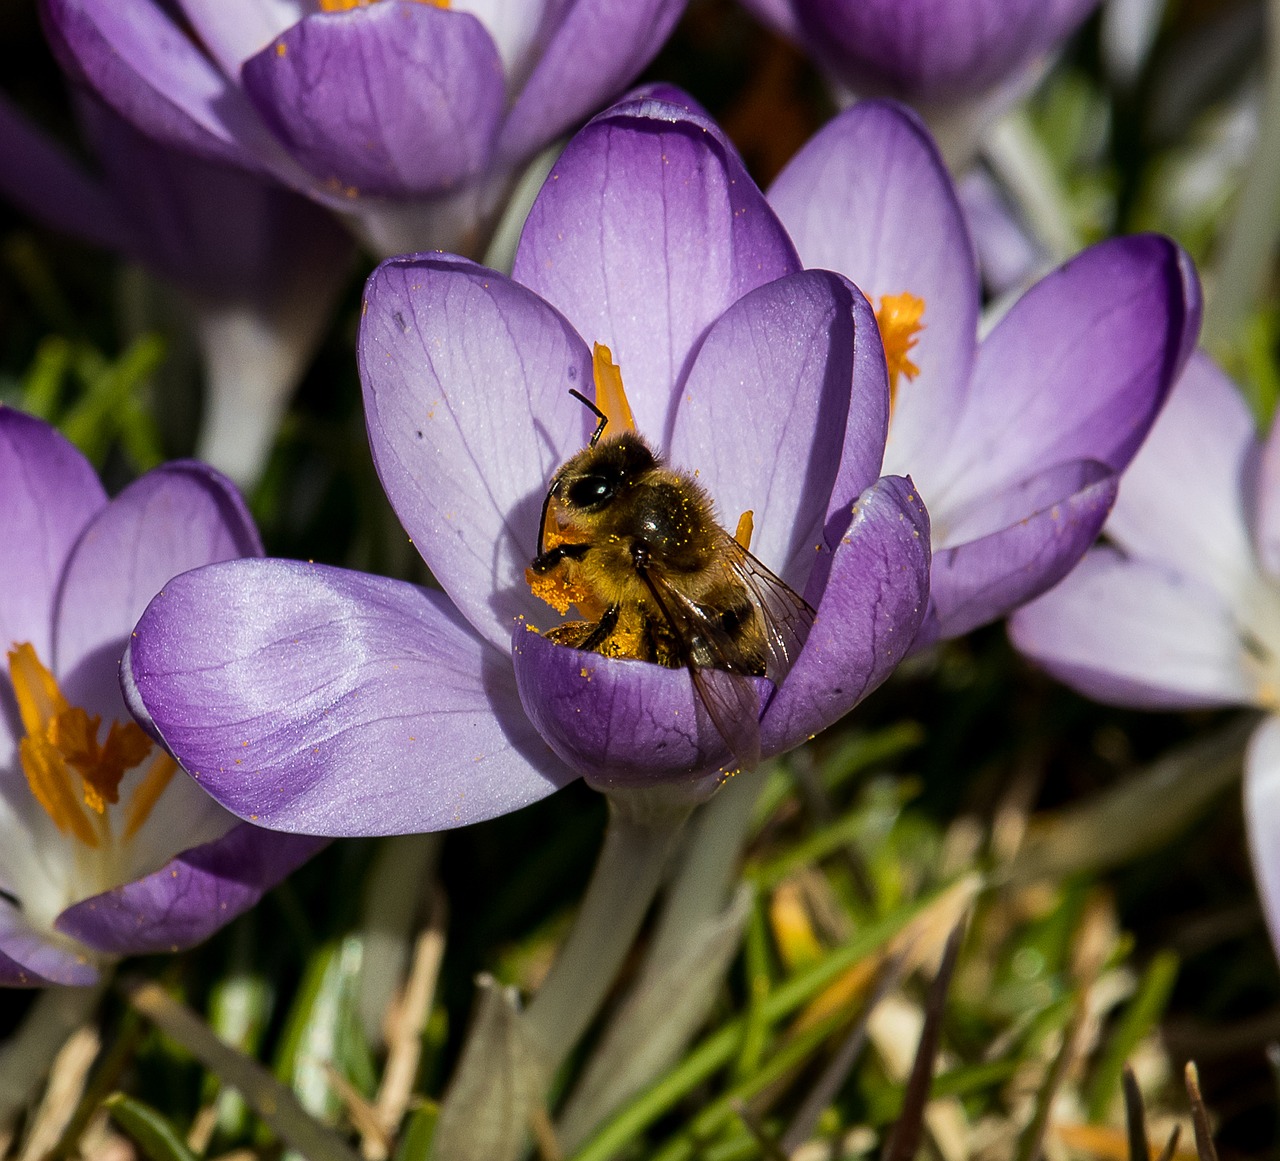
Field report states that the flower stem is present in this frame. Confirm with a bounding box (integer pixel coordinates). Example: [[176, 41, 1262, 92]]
[[0, 975, 110, 1133], [522, 792, 691, 1075], [1203, 0, 1280, 348]]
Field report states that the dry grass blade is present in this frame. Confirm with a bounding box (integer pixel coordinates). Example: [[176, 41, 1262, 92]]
[[1183, 1063, 1218, 1161], [778, 952, 905, 1154], [731, 1099, 788, 1161], [879, 920, 965, 1161], [1156, 1125, 1183, 1161], [1122, 1066, 1150, 1161], [16, 1026, 100, 1161]]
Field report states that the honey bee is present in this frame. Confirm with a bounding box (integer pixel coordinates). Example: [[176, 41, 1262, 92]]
[[527, 389, 815, 771]]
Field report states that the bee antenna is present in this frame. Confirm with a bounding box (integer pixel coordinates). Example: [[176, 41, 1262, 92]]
[[569, 388, 608, 446]]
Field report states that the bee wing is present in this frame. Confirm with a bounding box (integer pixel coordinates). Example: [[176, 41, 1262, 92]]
[[720, 537, 816, 686]]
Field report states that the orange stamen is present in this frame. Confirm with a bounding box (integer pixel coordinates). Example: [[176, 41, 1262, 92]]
[[591, 343, 636, 436], [733, 510, 754, 551], [124, 751, 179, 842], [874, 292, 926, 408], [318, 0, 448, 10]]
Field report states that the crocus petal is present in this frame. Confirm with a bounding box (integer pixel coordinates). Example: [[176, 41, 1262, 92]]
[[1245, 715, 1280, 964], [359, 253, 593, 651], [0, 409, 104, 672], [1009, 546, 1257, 708], [668, 270, 887, 590], [512, 88, 800, 438], [736, 0, 804, 41], [57, 825, 324, 957], [1258, 402, 1280, 582], [790, 0, 1100, 101], [55, 463, 261, 722], [768, 99, 979, 481], [497, 0, 687, 164], [172, 0, 303, 77], [0, 91, 133, 253], [40, 0, 266, 169], [929, 466, 1118, 639], [511, 624, 759, 794], [0, 904, 100, 987], [124, 560, 574, 836], [937, 235, 1200, 512], [760, 475, 930, 754], [242, 5, 505, 198]]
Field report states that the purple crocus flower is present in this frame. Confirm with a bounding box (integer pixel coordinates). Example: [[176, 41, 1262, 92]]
[[1008, 355, 1280, 960], [120, 89, 931, 834], [42, 0, 687, 257], [0, 409, 320, 987], [0, 90, 353, 485], [766, 99, 1201, 644], [740, 0, 1101, 107]]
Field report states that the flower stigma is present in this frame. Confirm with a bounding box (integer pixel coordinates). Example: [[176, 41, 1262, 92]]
[[875, 292, 926, 408], [591, 343, 635, 435], [318, 0, 449, 10], [8, 643, 177, 852]]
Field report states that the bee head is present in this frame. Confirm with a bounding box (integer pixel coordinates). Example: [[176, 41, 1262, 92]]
[[552, 434, 658, 514]]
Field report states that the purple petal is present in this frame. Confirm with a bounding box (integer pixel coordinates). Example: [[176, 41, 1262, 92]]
[[1103, 351, 1258, 597], [790, 0, 1101, 101], [511, 624, 756, 794], [929, 466, 1117, 639], [0, 409, 104, 670], [939, 235, 1200, 512], [55, 463, 261, 722], [359, 253, 593, 650], [667, 270, 888, 591], [768, 100, 979, 480], [125, 559, 573, 835], [1009, 546, 1256, 708], [957, 167, 1044, 296], [172, 0, 303, 77], [497, 0, 687, 164], [736, 0, 803, 40], [512, 88, 800, 438], [1258, 398, 1280, 581], [0, 91, 133, 253], [57, 825, 324, 957], [1246, 716, 1280, 966], [0, 904, 101, 987], [39, 0, 266, 169], [759, 475, 930, 753], [242, 5, 505, 198]]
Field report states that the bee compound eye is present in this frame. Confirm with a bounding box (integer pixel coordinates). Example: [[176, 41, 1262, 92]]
[[567, 474, 616, 509]]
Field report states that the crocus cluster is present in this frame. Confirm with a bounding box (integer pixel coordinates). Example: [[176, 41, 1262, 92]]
[[1010, 356, 1280, 954], [766, 99, 1200, 643], [121, 88, 932, 834], [43, 0, 688, 257], [0, 409, 319, 986]]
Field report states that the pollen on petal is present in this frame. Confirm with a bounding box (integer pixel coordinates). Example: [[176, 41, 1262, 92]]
[[875, 292, 926, 406]]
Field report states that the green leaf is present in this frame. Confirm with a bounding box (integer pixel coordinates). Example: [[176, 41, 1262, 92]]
[[103, 1093, 200, 1161]]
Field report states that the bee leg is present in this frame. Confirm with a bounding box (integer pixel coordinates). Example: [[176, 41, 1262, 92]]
[[578, 604, 620, 652], [531, 541, 591, 574]]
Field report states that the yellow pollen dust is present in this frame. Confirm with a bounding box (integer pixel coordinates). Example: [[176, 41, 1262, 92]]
[[318, 0, 448, 10], [875, 292, 926, 407], [7, 643, 176, 848], [591, 343, 636, 435]]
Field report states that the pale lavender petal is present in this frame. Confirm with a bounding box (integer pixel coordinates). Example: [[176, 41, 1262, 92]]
[[359, 253, 593, 650], [57, 825, 324, 957], [957, 167, 1044, 295], [667, 270, 887, 591], [0, 91, 133, 252], [172, 0, 303, 76], [511, 625, 758, 793], [929, 467, 1118, 639], [497, 0, 687, 164], [1108, 351, 1259, 596], [0, 410, 104, 669], [760, 475, 930, 753], [55, 463, 261, 722], [513, 88, 800, 438], [767, 100, 979, 482], [242, 5, 505, 197], [40, 0, 265, 168], [0, 904, 101, 987], [124, 560, 573, 835], [737, 0, 803, 40], [791, 0, 1101, 101], [1258, 402, 1280, 581], [1009, 546, 1256, 708], [1246, 715, 1280, 966], [938, 235, 1200, 511]]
